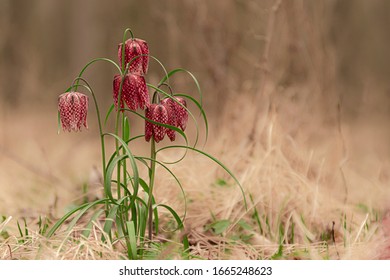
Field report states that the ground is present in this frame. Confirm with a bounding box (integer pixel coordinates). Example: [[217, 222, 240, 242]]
[[1, 84, 389, 260]]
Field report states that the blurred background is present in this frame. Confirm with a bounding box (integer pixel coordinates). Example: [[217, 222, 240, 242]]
[[1, 0, 390, 217]]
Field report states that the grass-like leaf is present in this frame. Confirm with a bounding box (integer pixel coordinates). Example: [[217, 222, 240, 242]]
[[82, 209, 104, 238], [182, 234, 190, 260], [158, 68, 203, 109], [104, 104, 115, 126], [126, 221, 138, 260], [136, 156, 187, 222], [155, 204, 184, 232], [46, 199, 108, 238], [105, 154, 127, 203]]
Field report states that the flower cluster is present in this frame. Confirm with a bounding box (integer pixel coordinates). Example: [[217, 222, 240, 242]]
[[113, 38, 150, 111], [145, 97, 188, 143], [58, 34, 188, 143]]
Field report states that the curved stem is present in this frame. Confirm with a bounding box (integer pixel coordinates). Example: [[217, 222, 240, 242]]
[[69, 78, 107, 213], [121, 28, 134, 72], [74, 58, 121, 91], [70, 78, 106, 178], [147, 138, 157, 241], [158, 83, 173, 96]]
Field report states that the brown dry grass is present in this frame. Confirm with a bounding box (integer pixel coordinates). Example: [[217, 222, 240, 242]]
[[1, 79, 389, 260], [1, 0, 390, 260]]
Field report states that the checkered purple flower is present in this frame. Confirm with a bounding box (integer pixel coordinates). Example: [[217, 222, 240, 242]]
[[58, 91, 88, 132], [118, 38, 149, 75], [113, 73, 150, 111], [145, 104, 169, 143], [145, 97, 188, 142]]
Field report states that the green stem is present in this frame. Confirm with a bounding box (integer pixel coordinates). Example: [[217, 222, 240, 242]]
[[71, 79, 105, 177], [70, 78, 107, 212], [74, 58, 121, 92], [147, 138, 157, 241]]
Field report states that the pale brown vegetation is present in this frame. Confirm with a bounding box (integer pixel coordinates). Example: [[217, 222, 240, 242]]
[[1, 0, 390, 259]]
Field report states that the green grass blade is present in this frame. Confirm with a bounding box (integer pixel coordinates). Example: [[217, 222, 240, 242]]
[[102, 205, 119, 242], [16, 220, 23, 239], [66, 203, 104, 233], [105, 154, 127, 204], [104, 104, 115, 126], [182, 234, 190, 260], [123, 116, 130, 142], [104, 133, 140, 201], [126, 221, 138, 260], [136, 156, 187, 222], [46, 199, 108, 238], [155, 204, 184, 232], [138, 179, 159, 236], [82, 209, 104, 238]]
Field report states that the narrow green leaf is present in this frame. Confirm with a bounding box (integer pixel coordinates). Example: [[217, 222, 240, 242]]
[[102, 205, 119, 242], [126, 221, 138, 260], [104, 133, 140, 203], [46, 199, 108, 238], [16, 220, 23, 238], [123, 116, 130, 142], [105, 154, 127, 204], [136, 156, 187, 223], [82, 209, 104, 238], [155, 204, 183, 232], [182, 234, 190, 260], [138, 178, 159, 235], [104, 104, 115, 126]]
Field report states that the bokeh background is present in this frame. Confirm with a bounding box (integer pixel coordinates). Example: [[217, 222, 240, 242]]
[[1, 0, 390, 259]]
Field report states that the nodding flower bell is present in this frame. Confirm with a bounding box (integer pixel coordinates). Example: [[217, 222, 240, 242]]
[[145, 104, 169, 143], [172, 97, 188, 131], [58, 91, 89, 132], [113, 73, 149, 111], [118, 38, 149, 75], [145, 97, 188, 142], [160, 97, 188, 141]]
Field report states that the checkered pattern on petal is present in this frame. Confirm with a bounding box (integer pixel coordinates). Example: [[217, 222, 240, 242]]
[[161, 98, 177, 141], [113, 74, 150, 111], [58, 92, 89, 132], [144, 104, 169, 142], [118, 38, 149, 75], [113, 74, 124, 110], [174, 97, 188, 131], [152, 105, 168, 143], [145, 104, 156, 142]]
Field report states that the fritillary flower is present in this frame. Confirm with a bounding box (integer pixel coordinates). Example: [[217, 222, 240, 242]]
[[118, 38, 149, 75], [172, 97, 188, 131], [160, 97, 188, 141], [113, 73, 149, 111], [160, 98, 177, 141], [58, 91, 88, 132], [145, 104, 169, 143]]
